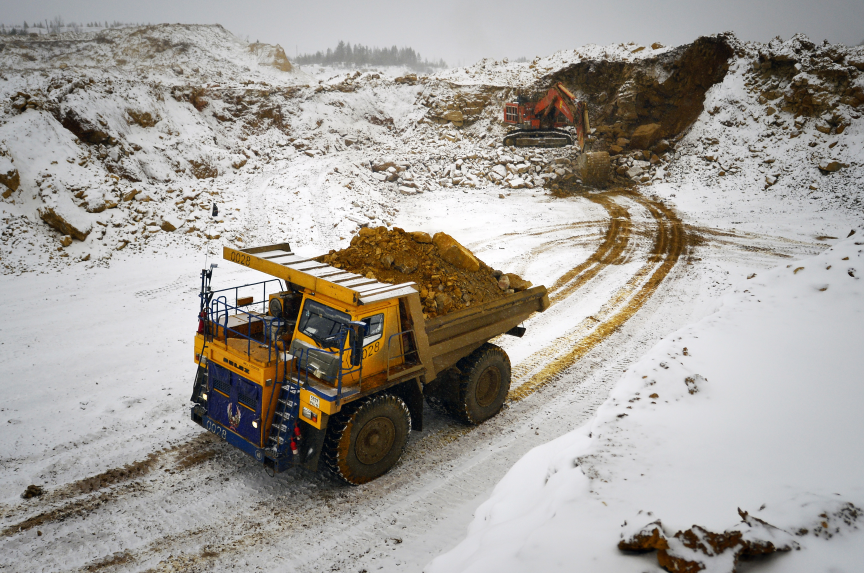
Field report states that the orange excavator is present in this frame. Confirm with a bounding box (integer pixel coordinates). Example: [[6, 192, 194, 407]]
[[502, 82, 590, 149]]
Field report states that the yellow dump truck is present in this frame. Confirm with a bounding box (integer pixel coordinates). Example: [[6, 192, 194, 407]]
[[191, 243, 549, 484]]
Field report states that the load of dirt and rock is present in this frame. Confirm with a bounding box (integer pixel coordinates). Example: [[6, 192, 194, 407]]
[[318, 227, 533, 318]]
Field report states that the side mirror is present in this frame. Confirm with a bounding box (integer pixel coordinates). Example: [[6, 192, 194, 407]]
[[348, 321, 367, 367]]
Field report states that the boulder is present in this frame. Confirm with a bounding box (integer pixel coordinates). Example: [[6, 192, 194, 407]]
[[161, 215, 182, 232], [433, 232, 480, 272], [393, 252, 418, 274], [818, 161, 843, 172], [372, 162, 396, 172], [652, 139, 671, 154], [506, 273, 532, 291], [443, 110, 464, 125], [38, 203, 92, 241], [409, 231, 432, 243], [497, 274, 510, 290], [630, 123, 662, 149]]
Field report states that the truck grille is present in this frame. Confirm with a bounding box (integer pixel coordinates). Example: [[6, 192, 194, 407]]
[[213, 377, 232, 397], [238, 391, 257, 409]]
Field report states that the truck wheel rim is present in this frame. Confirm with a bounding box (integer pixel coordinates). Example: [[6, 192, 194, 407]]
[[476, 367, 502, 408], [356, 416, 396, 465]]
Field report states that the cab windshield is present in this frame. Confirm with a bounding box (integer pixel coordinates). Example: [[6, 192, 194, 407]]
[[298, 299, 350, 348]]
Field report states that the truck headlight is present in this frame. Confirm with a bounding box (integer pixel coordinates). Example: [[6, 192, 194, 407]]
[[201, 392, 208, 401], [252, 420, 259, 429]]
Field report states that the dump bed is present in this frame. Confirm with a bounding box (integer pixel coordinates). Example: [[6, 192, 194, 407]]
[[422, 285, 549, 377], [225, 244, 549, 382]]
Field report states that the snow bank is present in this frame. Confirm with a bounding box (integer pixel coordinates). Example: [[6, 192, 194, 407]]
[[428, 227, 864, 572]]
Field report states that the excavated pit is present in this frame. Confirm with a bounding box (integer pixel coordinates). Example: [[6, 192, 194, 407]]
[[318, 227, 533, 319]]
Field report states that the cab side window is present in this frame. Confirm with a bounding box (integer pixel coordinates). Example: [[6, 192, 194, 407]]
[[361, 314, 384, 346]]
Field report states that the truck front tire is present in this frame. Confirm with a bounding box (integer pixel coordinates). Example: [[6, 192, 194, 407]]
[[322, 394, 411, 485], [453, 343, 511, 425]]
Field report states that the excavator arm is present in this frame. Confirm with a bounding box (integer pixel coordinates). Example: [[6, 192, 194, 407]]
[[532, 83, 588, 150]]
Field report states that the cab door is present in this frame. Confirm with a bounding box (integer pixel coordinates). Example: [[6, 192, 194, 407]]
[[341, 302, 402, 385]]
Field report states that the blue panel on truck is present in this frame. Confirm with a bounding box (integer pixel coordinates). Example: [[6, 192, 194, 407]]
[[207, 363, 262, 446]]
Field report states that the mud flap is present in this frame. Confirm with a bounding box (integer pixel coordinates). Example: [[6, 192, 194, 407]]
[[391, 378, 424, 431], [299, 416, 328, 472]]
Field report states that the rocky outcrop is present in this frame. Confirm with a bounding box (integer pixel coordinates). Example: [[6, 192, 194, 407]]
[[620, 509, 799, 573], [248, 42, 293, 72], [549, 34, 736, 153]]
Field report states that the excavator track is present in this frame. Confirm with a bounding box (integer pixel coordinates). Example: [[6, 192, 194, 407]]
[[503, 129, 573, 148]]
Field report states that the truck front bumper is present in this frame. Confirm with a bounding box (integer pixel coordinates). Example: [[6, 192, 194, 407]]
[[191, 407, 294, 472]]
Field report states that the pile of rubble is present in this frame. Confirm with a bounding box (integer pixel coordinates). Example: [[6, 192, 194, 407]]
[[318, 226, 533, 318]]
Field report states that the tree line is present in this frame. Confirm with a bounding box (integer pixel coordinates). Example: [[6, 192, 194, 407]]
[[296, 41, 446, 71], [0, 18, 145, 35]]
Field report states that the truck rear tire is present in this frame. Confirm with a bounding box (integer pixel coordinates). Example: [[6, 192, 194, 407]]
[[452, 343, 511, 425], [322, 394, 411, 485]]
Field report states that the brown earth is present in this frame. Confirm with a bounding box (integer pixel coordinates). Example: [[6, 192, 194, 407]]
[[318, 227, 532, 318]]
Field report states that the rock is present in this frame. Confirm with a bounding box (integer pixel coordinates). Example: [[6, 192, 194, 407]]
[[629, 123, 662, 149], [627, 160, 651, 179], [651, 42, 664, 49], [615, 138, 630, 148], [505, 273, 532, 291], [815, 123, 832, 134], [818, 161, 843, 172], [60, 235, 73, 247], [22, 485, 44, 499], [409, 231, 432, 243], [434, 292, 454, 312], [766, 106, 777, 116], [399, 185, 418, 195], [372, 162, 396, 172], [650, 154, 661, 164], [508, 177, 525, 188], [433, 232, 480, 272], [443, 110, 464, 124], [161, 215, 182, 232], [380, 254, 394, 268], [38, 205, 91, 241], [765, 175, 777, 186], [122, 189, 140, 201], [393, 253, 418, 274], [609, 144, 624, 155], [232, 158, 247, 169], [652, 139, 671, 154], [499, 194, 505, 199], [491, 164, 507, 178], [0, 153, 20, 196], [497, 274, 510, 290]]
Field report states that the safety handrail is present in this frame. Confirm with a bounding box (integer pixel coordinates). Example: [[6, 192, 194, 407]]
[[385, 329, 420, 379], [203, 279, 284, 363]]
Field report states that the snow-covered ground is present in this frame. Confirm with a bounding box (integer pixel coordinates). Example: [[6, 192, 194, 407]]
[[0, 26, 862, 572], [430, 227, 864, 572]]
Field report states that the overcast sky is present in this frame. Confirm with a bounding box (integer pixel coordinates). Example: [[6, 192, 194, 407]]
[[4, 0, 863, 66]]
